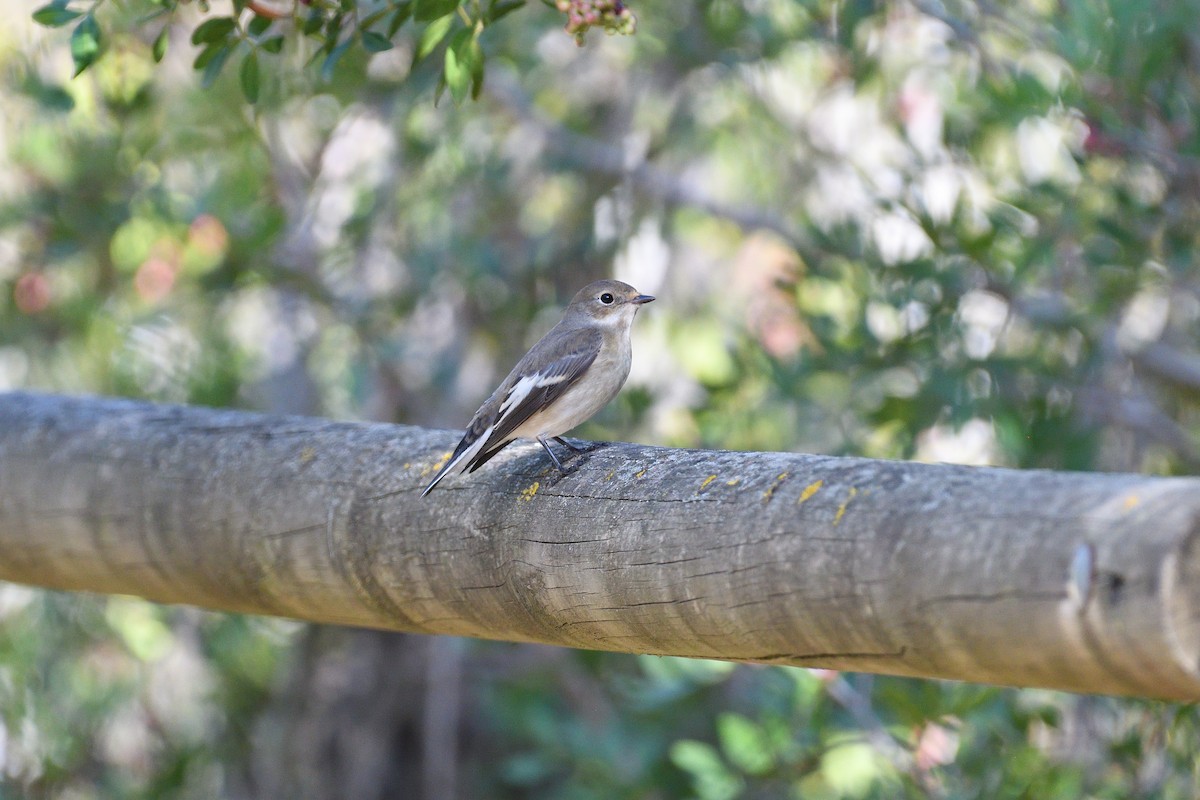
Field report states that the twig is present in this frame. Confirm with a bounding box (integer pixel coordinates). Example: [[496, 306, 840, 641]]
[[486, 70, 812, 254]]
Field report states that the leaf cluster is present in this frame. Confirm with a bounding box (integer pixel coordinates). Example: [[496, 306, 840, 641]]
[[32, 0, 535, 104]]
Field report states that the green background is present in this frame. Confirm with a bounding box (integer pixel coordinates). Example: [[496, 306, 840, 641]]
[[2, 0, 1199, 797]]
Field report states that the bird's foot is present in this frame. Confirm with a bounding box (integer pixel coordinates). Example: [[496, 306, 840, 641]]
[[552, 436, 590, 453], [537, 434, 569, 474]]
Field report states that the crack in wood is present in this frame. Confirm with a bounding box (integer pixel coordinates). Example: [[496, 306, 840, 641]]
[[752, 646, 908, 662]]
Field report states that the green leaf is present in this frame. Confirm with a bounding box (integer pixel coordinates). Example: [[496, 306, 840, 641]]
[[361, 30, 393, 52], [443, 28, 470, 103], [324, 13, 343, 42], [670, 740, 742, 800], [191, 17, 236, 45], [260, 35, 285, 54], [69, 14, 101, 76], [301, 10, 323, 35], [358, 6, 390, 28], [152, 27, 169, 62], [386, 2, 413, 36], [716, 713, 775, 776], [487, 0, 524, 24], [248, 14, 272, 36], [414, 0, 458, 22], [204, 47, 233, 86], [433, 68, 447, 106], [32, 4, 82, 27], [33, 83, 75, 111], [443, 29, 483, 103], [468, 37, 484, 98], [240, 50, 260, 103], [194, 42, 233, 87], [414, 14, 454, 63], [193, 40, 223, 69], [320, 37, 352, 81]]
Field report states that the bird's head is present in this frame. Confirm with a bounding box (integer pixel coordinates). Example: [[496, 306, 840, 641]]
[[565, 279, 655, 326]]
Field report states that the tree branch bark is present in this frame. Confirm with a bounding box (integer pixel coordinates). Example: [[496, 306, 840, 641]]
[[1132, 340, 1200, 397], [1, 392, 1197, 700]]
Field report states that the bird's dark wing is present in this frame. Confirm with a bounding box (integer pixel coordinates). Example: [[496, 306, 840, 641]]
[[421, 326, 601, 495], [466, 327, 601, 470]]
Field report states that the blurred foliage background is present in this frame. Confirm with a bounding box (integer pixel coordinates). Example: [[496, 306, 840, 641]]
[[3, 0, 1200, 797]]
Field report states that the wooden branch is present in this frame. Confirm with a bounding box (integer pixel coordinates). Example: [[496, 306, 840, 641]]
[[1, 392, 1197, 700], [486, 71, 813, 254], [1132, 340, 1200, 396]]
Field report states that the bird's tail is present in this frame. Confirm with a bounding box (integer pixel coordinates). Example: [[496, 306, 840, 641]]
[[421, 426, 494, 496]]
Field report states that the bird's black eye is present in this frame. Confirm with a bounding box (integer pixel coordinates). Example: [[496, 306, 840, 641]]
[[599, 292, 615, 305]]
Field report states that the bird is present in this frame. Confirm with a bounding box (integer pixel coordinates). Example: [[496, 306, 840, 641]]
[[422, 279, 655, 496]]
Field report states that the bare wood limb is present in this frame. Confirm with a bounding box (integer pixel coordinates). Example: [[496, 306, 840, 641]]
[[486, 72, 812, 254], [0, 392, 1198, 700], [1131, 341, 1200, 396], [1078, 385, 1200, 470]]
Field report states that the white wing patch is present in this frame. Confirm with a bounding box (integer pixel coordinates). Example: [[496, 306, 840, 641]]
[[499, 372, 568, 416]]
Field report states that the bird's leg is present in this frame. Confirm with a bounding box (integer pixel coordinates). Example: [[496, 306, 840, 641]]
[[536, 434, 568, 473], [553, 436, 585, 452]]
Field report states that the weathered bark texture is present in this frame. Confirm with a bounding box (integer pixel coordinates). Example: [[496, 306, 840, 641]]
[[0, 391, 1197, 700]]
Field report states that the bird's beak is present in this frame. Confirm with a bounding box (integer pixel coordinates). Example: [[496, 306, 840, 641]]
[[632, 294, 656, 305]]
